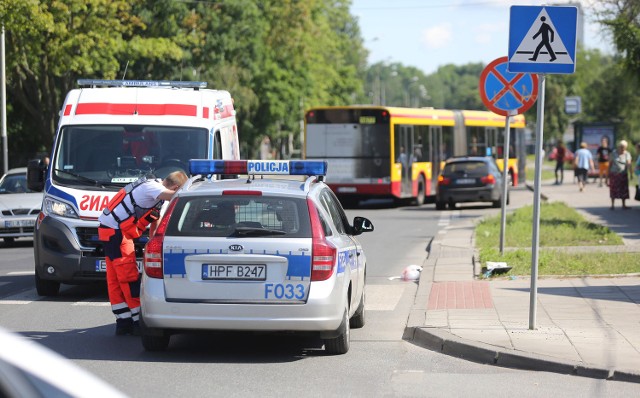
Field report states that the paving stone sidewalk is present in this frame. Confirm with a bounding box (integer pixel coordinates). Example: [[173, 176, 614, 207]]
[[407, 176, 640, 383]]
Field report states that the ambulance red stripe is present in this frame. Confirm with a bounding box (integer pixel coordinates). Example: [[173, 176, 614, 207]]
[[74, 103, 198, 117]]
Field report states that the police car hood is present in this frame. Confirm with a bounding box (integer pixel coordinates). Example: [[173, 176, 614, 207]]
[[0, 192, 43, 211]]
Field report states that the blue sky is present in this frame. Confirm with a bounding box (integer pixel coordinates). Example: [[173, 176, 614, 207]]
[[350, 0, 613, 75]]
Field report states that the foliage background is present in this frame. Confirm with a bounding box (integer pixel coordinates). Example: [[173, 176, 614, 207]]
[[0, 0, 638, 166]]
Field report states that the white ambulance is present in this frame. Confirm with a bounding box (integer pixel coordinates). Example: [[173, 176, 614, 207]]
[[27, 80, 240, 296]]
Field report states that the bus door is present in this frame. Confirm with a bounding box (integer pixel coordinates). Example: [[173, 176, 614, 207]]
[[429, 125, 443, 189], [396, 125, 413, 196], [485, 127, 500, 157]]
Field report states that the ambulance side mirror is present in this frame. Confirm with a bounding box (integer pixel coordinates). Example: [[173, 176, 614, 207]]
[[27, 159, 45, 192]]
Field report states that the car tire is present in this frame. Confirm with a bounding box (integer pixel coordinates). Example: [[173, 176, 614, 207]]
[[35, 272, 60, 297], [140, 315, 170, 351], [492, 197, 501, 208], [412, 176, 426, 206], [324, 303, 350, 355], [447, 200, 455, 210], [435, 201, 446, 210], [3, 237, 15, 244], [349, 288, 365, 329]]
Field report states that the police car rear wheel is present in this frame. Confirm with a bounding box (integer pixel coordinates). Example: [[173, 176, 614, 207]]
[[324, 302, 350, 355], [140, 316, 170, 351], [35, 273, 60, 297]]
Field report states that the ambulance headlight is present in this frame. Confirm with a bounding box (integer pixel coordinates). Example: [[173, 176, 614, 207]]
[[43, 198, 79, 219]]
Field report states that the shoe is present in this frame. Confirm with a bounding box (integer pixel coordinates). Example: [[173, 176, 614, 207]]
[[115, 319, 133, 336], [131, 321, 141, 336]]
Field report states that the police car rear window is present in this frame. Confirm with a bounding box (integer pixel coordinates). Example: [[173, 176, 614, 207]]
[[165, 196, 311, 238]]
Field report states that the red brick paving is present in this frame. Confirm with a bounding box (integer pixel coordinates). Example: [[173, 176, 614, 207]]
[[427, 281, 493, 310]]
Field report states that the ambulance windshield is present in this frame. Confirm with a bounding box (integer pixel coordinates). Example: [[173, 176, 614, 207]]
[[51, 125, 207, 188]]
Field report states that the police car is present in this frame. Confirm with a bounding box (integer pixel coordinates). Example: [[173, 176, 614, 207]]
[[140, 160, 374, 354]]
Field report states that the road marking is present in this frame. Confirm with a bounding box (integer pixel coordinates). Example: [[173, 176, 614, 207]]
[[72, 301, 110, 307], [7, 271, 34, 276], [365, 285, 406, 311]]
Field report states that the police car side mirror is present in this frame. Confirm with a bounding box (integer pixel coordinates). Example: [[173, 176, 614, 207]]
[[27, 159, 45, 192], [352, 216, 374, 235]]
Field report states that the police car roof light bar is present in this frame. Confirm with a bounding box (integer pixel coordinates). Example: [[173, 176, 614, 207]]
[[77, 79, 208, 89], [189, 160, 327, 177]]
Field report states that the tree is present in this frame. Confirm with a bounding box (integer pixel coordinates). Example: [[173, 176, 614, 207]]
[[1, 0, 185, 165], [598, 0, 640, 77]]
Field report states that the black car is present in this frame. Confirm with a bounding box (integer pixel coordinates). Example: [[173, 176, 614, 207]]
[[435, 156, 508, 210]]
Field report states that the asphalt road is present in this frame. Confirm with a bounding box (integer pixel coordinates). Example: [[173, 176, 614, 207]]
[[1, 203, 639, 397]]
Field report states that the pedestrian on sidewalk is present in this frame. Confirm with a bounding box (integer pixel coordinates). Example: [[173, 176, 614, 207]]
[[554, 141, 566, 185], [596, 135, 611, 187], [608, 139, 632, 209], [574, 142, 594, 192]]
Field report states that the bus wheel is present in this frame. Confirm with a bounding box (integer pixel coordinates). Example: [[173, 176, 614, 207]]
[[413, 176, 426, 206]]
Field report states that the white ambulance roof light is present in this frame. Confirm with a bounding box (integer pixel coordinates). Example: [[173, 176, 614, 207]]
[[189, 160, 327, 176], [76, 79, 207, 89]]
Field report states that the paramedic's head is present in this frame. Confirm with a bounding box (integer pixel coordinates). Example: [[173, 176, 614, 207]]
[[163, 171, 188, 191]]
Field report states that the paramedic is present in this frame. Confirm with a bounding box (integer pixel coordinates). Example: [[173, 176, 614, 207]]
[[98, 171, 188, 335]]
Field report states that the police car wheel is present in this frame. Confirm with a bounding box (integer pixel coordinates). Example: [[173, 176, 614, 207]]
[[140, 316, 170, 351], [349, 288, 365, 329], [35, 273, 60, 297], [324, 303, 350, 355]]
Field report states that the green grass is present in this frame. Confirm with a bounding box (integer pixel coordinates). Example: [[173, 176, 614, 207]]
[[475, 202, 639, 276]]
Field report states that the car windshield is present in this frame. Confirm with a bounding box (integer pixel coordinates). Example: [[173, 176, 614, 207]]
[[443, 161, 489, 176], [167, 196, 312, 238], [51, 125, 208, 189], [0, 173, 34, 194]]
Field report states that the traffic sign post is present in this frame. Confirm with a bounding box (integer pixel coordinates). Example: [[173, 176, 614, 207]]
[[479, 57, 538, 257], [507, 5, 578, 330]]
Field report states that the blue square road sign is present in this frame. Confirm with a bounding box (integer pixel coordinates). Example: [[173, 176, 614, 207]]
[[508, 6, 577, 74]]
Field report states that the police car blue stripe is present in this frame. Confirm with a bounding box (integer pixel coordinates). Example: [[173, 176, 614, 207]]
[[163, 250, 311, 278]]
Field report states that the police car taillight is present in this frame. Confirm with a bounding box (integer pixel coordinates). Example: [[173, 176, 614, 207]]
[[144, 198, 179, 279], [189, 159, 327, 176], [307, 198, 336, 281]]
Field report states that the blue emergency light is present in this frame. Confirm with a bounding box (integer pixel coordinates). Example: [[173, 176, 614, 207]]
[[189, 160, 327, 176]]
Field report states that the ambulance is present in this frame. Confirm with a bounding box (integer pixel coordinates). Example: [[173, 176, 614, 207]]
[[27, 79, 240, 296]]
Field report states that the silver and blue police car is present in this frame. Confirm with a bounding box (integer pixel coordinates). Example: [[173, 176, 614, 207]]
[[140, 160, 374, 354]]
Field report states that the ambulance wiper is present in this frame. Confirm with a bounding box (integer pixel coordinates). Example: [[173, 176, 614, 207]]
[[230, 227, 287, 237], [53, 169, 119, 188]]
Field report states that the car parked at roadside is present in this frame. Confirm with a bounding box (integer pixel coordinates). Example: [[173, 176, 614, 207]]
[[140, 159, 374, 354], [435, 156, 508, 210], [0, 167, 43, 244]]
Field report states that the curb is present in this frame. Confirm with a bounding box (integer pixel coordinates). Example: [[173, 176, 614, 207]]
[[405, 325, 640, 384]]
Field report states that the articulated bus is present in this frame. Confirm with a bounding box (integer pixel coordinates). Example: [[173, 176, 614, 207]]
[[304, 106, 525, 206]]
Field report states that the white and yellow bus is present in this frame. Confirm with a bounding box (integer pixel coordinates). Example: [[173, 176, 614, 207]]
[[304, 106, 525, 206]]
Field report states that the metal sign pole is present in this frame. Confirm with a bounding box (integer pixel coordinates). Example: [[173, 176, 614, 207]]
[[529, 74, 546, 330], [1, 25, 7, 174], [499, 112, 513, 254]]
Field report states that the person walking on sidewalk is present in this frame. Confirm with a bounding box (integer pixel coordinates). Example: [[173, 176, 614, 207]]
[[596, 136, 611, 187], [574, 142, 594, 192], [608, 140, 632, 209], [554, 141, 566, 185]]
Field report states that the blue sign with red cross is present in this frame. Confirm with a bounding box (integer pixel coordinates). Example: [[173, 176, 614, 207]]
[[479, 57, 538, 116]]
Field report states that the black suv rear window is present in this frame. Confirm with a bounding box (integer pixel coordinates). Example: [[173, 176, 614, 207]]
[[443, 161, 488, 176], [166, 196, 311, 238]]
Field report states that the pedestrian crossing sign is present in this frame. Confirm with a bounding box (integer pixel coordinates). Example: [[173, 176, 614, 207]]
[[508, 5, 577, 74]]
